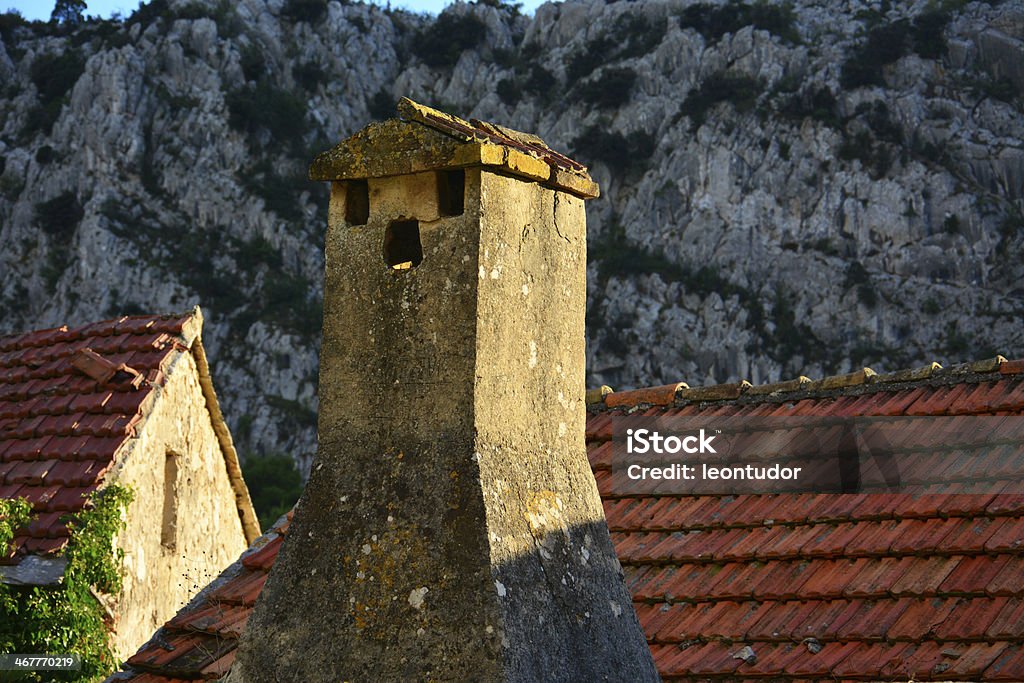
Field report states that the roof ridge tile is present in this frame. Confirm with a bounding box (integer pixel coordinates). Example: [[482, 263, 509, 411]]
[[587, 355, 1024, 412], [605, 383, 687, 409]]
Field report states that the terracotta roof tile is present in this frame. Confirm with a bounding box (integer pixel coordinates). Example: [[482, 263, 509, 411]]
[[983, 517, 1024, 552], [208, 569, 268, 606], [932, 597, 1009, 640], [985, 644, 1024, 680], [988, 599, 1024, 639], [831, 641, 915, 678], [939, 553, 1013, 595], [744, 599, 815, 640], [121, 359, 1024, 681], [605, 383, 685, 409], [984, 558, 1024, 597], [889, 555, 962, 595], [0, 313, 197, 570]]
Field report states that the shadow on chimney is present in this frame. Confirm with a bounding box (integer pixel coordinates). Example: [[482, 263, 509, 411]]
[[345, 180, 369, 225]]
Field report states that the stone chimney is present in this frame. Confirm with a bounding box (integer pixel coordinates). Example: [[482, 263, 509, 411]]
[[230, 99, 657, 682]]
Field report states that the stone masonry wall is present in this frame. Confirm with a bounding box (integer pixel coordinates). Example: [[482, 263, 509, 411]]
[[110, 348, 248, 659]]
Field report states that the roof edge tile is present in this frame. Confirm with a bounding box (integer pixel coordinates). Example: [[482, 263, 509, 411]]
[[681, 380, 753, 402], [872, 362, 943, 384], [604, 383, 687, 409], [808, 367, 876, 392], [586, 385, 614, 405], [586, 355, 1024, 414], [744, 376, 812, 396], [1000, 358, 1024, 375]]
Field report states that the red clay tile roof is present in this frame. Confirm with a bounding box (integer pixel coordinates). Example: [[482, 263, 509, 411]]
[[109, 512, 291, 683], [112, 358, 1024, 681], [0, 310, 258, 580]]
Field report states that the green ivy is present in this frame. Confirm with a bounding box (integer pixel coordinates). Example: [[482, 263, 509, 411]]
[[0, 485, 133, 682], [0, 498, 32, 558]]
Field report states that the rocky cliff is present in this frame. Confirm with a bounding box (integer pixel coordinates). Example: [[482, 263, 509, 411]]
[[1, 0, 1021, 473]]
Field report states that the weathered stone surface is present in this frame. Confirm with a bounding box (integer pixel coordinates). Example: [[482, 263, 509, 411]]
[[110, 342, 251, 659], [230, 154, 655, 680], [310, 99, 599, 198], [0, 0, 1022, 483]]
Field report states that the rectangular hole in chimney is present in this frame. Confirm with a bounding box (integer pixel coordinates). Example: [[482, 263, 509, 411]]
[[384, 220, 422, 270], [437, 170, 464, 217], [345, 180, 369, 225]]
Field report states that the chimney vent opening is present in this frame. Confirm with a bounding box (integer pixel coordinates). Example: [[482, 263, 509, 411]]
[[437, 170, 465, 217], [345, 180, 370, 225], [384, 220, 423, 270]]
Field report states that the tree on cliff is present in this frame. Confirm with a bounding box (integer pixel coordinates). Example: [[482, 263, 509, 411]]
[[51, 0, 87, 26]]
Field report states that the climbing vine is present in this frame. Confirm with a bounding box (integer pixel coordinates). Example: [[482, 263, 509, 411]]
[[0, 485, 133, 682]]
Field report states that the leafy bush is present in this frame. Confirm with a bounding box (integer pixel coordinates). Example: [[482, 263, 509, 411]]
[[30, 49, 85, 106], [368, 87, 395, 120], [24, 49, 85, 136], [412, 12, 487, 68], [523, 65, 556, 97], [566, 34, 616, 82], [474, 0, 521, 14], [292, 61, 325, 90], [911, 9, 951, 59], [566, 12, 666, 83], [127, 0, 172, 28], [678, 1, 799, 45], [35, 145, 56, 164], [175, 1, 212, 20], [840, 19, 911, 88], [999, 211, 1023, 241], [676, 73, 762, 130], [226, 81, 308, 148], [237, 235, 283, 269], [497, 78, 521, 105], [844, 261, 877, 307], [239, 42, 266, 82], [241, 162, 309, 221], [859, 100, 901, 144], [0, 10, 28, 45], [243, 454, 304, 529], [579, 67, 636, 109], [841, 10, 952, 90], [770, 287, 827, 363], [51, 0, 86, 26], [778, 85, 839, 127], [262, 272, 322, 338], [281, 0, 329, 24], [837, 101, 901, 179], [35, 191, 83, 239], [838, 129, 894, 178], [570, 126, 655, 176], [0, 487, 133, 683], [965, 74, 1020, 104], [943, 321, 971, 355]]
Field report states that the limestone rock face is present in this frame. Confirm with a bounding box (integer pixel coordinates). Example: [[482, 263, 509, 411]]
[[0, 0, 1022, 471]]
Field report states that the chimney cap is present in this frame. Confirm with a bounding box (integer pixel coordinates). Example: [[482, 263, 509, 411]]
[[309, 97, 599, 199]]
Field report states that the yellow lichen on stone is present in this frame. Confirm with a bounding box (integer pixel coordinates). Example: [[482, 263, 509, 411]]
[[309, 98, 599, 198]]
